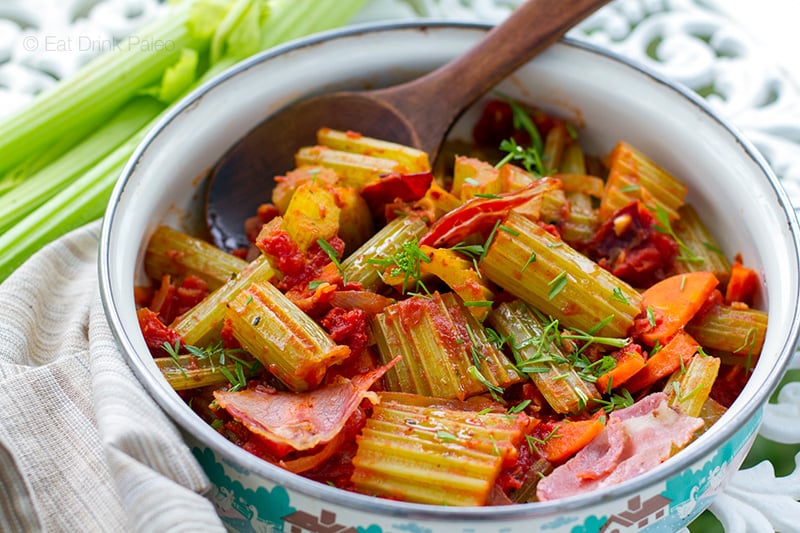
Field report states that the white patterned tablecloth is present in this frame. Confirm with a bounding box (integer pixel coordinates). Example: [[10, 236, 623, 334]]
[[2, 1, 800, 531]]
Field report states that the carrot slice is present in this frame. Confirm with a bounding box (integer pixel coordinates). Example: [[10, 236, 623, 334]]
[[725, 259, 759, 306], [540, 418, 605, 463], [625, 330, 699, 393], [595, 344, 647, 393], [637, 271, 719, 345]]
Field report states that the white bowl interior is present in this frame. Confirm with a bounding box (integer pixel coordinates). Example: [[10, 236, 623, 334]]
[[100, 22, 800, 518]]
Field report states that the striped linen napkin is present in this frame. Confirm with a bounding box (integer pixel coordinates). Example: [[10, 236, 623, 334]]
[[0, 221, 225, 532]]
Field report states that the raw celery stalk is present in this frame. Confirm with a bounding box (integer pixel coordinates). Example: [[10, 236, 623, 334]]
[[0, 96, 164, 234], [0, 1, 203, 176], [0, 0, 368, 283]]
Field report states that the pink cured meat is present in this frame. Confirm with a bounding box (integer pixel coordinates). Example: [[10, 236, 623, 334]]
[[536, 392, 703, 501]]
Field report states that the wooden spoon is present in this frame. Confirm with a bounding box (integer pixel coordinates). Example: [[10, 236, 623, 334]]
[[205, 0, 610, 251]]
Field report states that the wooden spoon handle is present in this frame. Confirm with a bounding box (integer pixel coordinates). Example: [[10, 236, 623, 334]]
[[377, 0, 611, 155]]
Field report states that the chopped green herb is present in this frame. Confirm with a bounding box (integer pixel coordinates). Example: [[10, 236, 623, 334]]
[[547, 271, 568, 300], [436, 430, 460, 442], [508, 400, 531, 414], [464, 300, 494, 307], [499, 224, 520, 236], [521, 251, 537, 272], [468, 365, 504, 401], [611, 287, 629, 305], [647, 306, 656, 328]]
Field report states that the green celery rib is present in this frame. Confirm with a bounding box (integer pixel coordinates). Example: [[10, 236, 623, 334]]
[[0, 121, 151, 281], [0, 96, 164, 234], [0, 0, 369, 282], [0, 1, 202, 176]]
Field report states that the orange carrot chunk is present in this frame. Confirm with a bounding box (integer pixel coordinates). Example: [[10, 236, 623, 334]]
[[595, 344, 647, 393], [725, 259, 759, 306], [636, 271, 719, 346], [541, 418, 605, 463], [625, 330, 700, 393]]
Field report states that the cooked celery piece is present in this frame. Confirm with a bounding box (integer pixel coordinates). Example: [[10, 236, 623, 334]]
[[372, 292, 523, 400], [0, 96, 164, 234], [664, 353, 720, 417], [172, 255, 275, 346], [511, 457, 553, 503], [562, 203, 599, 245], [498, 163, 535, 192], [316, 128, 431, 173], [697, 396, 727, 435], [482, 211, 642, 338], [559, 143, 587, 175], [144, 225, 248, 290], [557, 173, 604, 199], [488, 300, 599, 414], [599, 141, 687, 222], [334, 186, 375, 254], [340, 216, 428, 291], [539, 188, 568, 225], [452, 156, 501, 200], [672, 204, 731, 282], [226, 281, 350, 391], [685, 304, 767, 357], [155, 352, 255, 391], [283, 181, 341, 252], [295, 146, 401, 191], [542, 123, 567, 173], [351, 395, 528, 506], [419, 246, 494, 321]]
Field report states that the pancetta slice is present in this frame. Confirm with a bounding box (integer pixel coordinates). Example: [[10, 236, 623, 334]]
[[536, 392, 703, 501], [213, 357, 398, 451]]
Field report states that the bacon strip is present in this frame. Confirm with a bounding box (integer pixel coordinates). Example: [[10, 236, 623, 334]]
[[536, 393, 703, 501], [214, 357, 399, 451]]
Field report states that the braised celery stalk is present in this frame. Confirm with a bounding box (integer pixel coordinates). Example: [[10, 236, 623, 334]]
[[482, 211, 642, 338], [283, 181, 341, 252], [316, 128, 431, 173], [559, 143, 587, 175], [340, 216, 428, 291], [685, 304, 767, 358], [172, 255, 275, 346], [351, 395, 530, 506], [155, 351, 256, 391], [372, 292, 523, 400], [664, 353, 721, 417], [672, 204, 732, 282], [418, 246, 495, 321], [226, 281, 350, 391], [145, 225, 248, 290], [452, 156, 501, 200], [542, 122, 567, 173], [488, 300, 599, 414], [294, 146, 401, 191], [599, 141, 688, 222]]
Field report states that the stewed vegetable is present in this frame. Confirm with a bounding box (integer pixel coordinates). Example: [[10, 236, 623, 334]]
[[135, 97, 766, 505]]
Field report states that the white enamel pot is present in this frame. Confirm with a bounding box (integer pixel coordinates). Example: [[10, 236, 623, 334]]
[[99, 22, 800, 532]]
